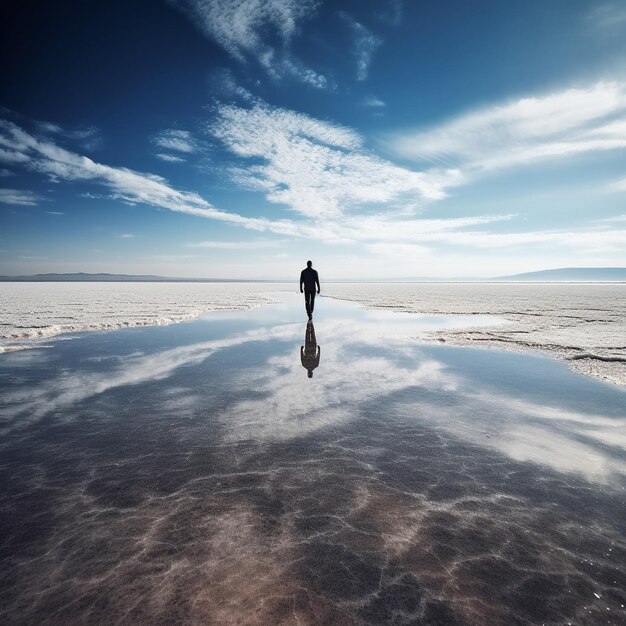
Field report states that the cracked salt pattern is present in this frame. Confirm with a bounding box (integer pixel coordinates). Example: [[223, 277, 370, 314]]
[[0, 294, 624, 625], [323, 282, 626, 387]]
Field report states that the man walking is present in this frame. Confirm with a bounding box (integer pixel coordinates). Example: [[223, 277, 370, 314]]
[[300, 260, 320, 320]]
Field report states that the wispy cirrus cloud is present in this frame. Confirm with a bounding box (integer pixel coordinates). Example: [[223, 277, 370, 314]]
[[37, 121, 102, 151], [0, 118, 288, 230], [0, 188, 40, 206], [361, 95, 386, 108], [210, 101, 463, 217], [609, 175, 626, 191], [155, 153, 186, 163], [0, 114, 520, 250], [384, 226, 626, 252], [586, 2, 626, 32], [186, 239, 284, 248], [377, 0, 404, 27], [169, 0, 327, 87], [2, 110, 621, 259], [0, 117, 347, 241], [205, 98, 626, 256], [153, 129, 196, 153], [387, 81, 626, 173], [341, 13, 383, 81]]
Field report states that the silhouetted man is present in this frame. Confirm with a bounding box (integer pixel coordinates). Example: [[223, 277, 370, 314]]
[[300, 260, 320, 320], [301, 321, 320, 378]]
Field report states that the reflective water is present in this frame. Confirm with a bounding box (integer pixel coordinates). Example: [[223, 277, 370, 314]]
[[0, 294, 624, 624]]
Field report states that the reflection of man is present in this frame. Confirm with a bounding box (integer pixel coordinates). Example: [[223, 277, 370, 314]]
[[300, 260, 320, 321], [301, 321, 320, 378]]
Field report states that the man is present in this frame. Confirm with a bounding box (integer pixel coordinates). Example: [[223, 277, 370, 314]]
[[300, 260, 320, 320]]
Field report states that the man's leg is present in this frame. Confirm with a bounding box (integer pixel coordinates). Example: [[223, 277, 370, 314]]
[[304, 291, 312, 318], [309, 290, 316, 315]]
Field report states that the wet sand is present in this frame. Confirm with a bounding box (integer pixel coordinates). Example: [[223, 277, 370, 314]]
[[0, 294, 624, 624]]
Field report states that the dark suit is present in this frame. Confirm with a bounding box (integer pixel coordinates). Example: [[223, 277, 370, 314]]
[[300, 267, 320, 318]]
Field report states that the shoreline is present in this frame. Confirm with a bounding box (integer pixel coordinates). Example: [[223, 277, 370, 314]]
[[1, 282, 624, 388], [321, 289, 626, 388]]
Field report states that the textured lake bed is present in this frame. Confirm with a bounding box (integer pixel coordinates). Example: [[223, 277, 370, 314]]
[[0, 293, 625, 624]]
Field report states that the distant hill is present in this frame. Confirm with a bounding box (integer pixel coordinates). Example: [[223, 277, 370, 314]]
[[495, 268, 626, 282], [1, 269, 624, 282], [0, 272, 175, 282], [0, 273, 272, 283]]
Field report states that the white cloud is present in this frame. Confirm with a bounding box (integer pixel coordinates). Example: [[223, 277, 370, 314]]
[[155, 153, 186, 163], [170, 0, 326, 87], [152, 129, 197, 163], [0, 188, 39, 206], [186, 239, 283, 248], [0, 147, 31, 164], [409, 226, 626, 252], [587, 2, 626, 30], [0, 168, 14, 177], [378, 0, 404, 27], [170, 0, 315, 61], [46, 211, 65, 215], [118, 233, 136, 239], [209, 68, 257, 102], [38, 121, 102, 150], [0, 118, 307, 235], [273, 57, 328, 89], [341, 14, 383, 81], [609, 176, 626, 191], [362, 95, 386, 108], [4, 100, 622, 274], [2, 118, 380, 243], [387, 81, 626, 173], [153, 129, 196, 153], [210, 101, 463, 217]]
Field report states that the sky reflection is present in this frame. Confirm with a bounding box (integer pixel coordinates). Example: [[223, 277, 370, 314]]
[[0, 293, 624, 624], [1, 293, 624, 484]]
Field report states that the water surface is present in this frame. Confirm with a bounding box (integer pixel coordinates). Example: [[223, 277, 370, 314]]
[[0, 294, 624, 624]]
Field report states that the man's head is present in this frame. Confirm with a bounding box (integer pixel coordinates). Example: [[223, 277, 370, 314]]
[[307, 260, 312, 267]]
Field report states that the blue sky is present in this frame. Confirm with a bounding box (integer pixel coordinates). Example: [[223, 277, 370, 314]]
[[1, 0, 625, 279]]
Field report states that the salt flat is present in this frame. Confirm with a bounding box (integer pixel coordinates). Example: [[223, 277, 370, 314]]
[[2, 281, 624, 386], [324, 282, 626, 387], [0, 293, 624, 624]]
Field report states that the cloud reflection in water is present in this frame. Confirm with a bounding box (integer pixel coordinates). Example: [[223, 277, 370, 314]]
[[0, 294, 624, 624]]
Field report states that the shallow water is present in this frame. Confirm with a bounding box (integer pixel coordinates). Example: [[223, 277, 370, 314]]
[[323, 282, 626, 387], [0, 294, 624, 624], [2, 281, 624, 386]]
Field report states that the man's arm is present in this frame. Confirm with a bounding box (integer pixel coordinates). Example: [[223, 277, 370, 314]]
[[300, 270, 304, 293], [315, 270, 320, 294]]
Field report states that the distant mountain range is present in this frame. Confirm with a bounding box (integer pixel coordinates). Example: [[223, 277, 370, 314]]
[[0, 268, 624, 282], [0, 273, 267, 283], [494, 268, 626, 281]]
